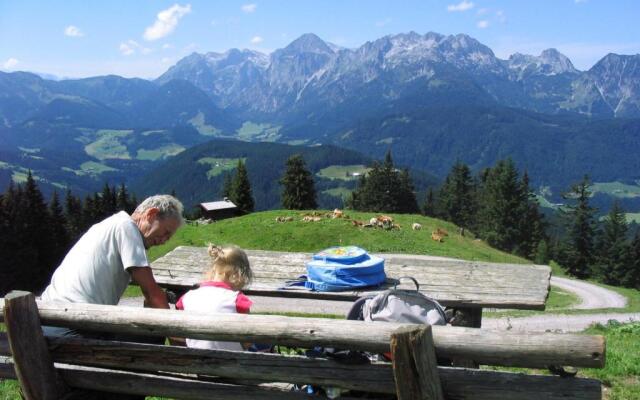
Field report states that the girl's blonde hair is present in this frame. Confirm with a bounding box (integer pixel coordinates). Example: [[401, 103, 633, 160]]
[[205, 244, 253, 291]]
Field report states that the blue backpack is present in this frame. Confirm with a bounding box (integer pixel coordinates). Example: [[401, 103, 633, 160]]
[[286, 246, 386, 292]]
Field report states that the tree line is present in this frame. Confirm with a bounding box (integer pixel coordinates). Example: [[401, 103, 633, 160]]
[[2, 153, 638, 295], [273, 152, 639, 289], [0, 173, 138, 295]]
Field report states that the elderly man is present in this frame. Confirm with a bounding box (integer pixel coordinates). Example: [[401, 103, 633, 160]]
[[42, 193, 183, 319], [41, 194, 184, 399]]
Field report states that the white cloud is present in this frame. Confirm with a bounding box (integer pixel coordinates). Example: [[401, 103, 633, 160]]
[[119, 40, 152, 56], [447, 1, 474, 12], [3, 58, 19, 69], [161, 57, 172, 64], [241, 4, 257, 13], [375, 18, 392, 28], [477, 8, 488, 15], [64, 25, 84, 37], [162, 43, 173, 50], [250, 36, 264, 44], [144, 4, 191, 41], [477, 20, 489, 29], [496, 10, 506, 23]]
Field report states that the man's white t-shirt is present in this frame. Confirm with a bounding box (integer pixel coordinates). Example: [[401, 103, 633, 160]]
[[41, 211, 149, 305]]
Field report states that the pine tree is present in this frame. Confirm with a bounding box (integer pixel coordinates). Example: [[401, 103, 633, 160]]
[[517, 172, 546, 259], [558, 176, 597, 279], [422, 188, 437, 217], [64, 189, 84, 242], [230, 160, 254, 213], [625, 230, 640, 289], [594, 201, 629, 285], [476, 159, 523, 253], [49, 191, 70, 268], [348, 150, 418, 213], [437, 161, 476, 229], [21, 172, 56, 292], [116, 183, 131, 213], [221, 173, 233, 198], [101, 183, 117, 217], [280, 154, 317, 210]]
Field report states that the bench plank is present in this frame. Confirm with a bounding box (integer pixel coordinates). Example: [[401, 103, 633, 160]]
[[150, 246, 551, 309], [0, 301, 605, 369], [0, 354, 601, 400]]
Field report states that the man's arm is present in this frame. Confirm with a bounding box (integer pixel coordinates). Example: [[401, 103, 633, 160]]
[[129, 267, 169, 309]]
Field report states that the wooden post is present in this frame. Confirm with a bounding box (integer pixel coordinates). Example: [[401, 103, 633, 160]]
[[391, 325, 444, 400], [450, 307, 482, 368], [3, 291, 68, 400]]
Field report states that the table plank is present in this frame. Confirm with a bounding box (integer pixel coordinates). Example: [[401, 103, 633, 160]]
[[150, 246, 550, 310]]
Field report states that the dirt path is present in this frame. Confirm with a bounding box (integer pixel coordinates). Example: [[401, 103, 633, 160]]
[[482, 313, 640, 332], [551, 276, 627, 309]]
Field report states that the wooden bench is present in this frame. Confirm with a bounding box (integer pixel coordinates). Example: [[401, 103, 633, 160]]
[[1, 292, 604, 399], [151, 246, 551, 330]]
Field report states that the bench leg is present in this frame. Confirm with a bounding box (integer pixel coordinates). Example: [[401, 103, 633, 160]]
[[3, 291, 69, 399], [391, 325, 444, 400]]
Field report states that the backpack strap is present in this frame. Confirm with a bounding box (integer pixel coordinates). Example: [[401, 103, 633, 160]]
[[393, 274, 420, 291]]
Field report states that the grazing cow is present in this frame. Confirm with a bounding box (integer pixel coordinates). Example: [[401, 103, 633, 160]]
[[431, 231, 444, 243], [352, 220, 365, 227], [435, 228, 449, 237], [332, 209, 344, 218], [412, 223, 422, 230], [369, 217, 379, 226]]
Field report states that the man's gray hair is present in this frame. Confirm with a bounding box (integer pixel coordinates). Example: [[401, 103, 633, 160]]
[[134, 194, 185, 226]]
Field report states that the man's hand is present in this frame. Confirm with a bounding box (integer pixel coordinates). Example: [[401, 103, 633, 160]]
[[129, 267, 169, 309]]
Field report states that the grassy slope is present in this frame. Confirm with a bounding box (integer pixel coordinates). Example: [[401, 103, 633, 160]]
[[147, 210, 527, 264]]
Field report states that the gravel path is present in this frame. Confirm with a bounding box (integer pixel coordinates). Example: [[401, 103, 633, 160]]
[[551, 276, 627, 309], [482, 313, 640, 333]]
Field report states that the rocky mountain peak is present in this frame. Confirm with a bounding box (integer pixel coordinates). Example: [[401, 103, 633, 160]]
[[507, 48, 577, 79], [280, 33, 334, 55]]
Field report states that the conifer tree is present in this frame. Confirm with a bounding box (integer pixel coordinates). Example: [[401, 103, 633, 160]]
[[230, 160, 254, 213], [476, 159, 522, 253], [517, 172, 546, 258], [437, 161, 476, 229], [422, 188, 437, 217], [64, 189, 84, 242], [558, 176, 597, 279], [594, 201, 629, 285], [221, 173, 233, 199], [49, 190, 70, 267], [625, 230, 640, 289], [280, 154, 317, 210], [348, 150, 418, 213], [116, 183, 131, 213], [101, 183, 117, 217]]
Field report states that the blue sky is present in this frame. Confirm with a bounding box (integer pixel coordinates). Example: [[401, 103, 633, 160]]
[[1, 0, 638, 79]]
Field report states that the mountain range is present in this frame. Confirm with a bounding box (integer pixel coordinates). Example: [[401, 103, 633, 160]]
[[0, 31, 639, 206]]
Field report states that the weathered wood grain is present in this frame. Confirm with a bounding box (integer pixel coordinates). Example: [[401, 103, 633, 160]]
[[3, 291, 68, 399], [391, 326, 443, 400], [149, 246, 551, 309], [0, 355, 602, 400], [0, 301, 605, 368]]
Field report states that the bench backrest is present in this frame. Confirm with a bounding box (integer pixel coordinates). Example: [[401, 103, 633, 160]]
[[0, 293, 603, 400]]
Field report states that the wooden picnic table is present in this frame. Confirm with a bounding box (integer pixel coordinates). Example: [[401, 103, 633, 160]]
[[151, 246, 551, 311]]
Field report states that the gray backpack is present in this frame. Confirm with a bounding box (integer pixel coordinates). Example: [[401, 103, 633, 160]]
[[347, 276, 448, 326]]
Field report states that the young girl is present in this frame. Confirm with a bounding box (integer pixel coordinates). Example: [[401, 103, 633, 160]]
[[175, 244, 254, 351]]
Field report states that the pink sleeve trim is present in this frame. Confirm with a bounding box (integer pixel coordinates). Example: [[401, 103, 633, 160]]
[[236, 292, 253, 314], [176, 295, 185, 310]]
